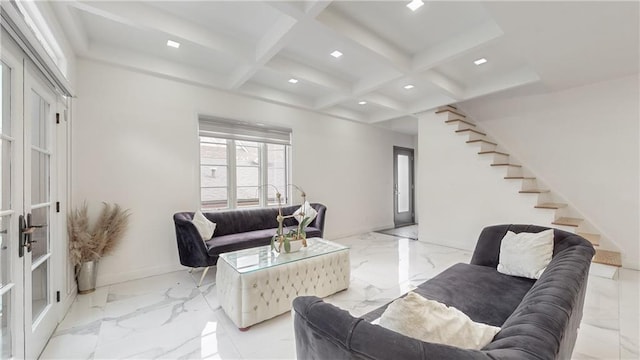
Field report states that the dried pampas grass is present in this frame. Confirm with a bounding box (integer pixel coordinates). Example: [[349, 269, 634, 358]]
[[68, 202, 131, 266]]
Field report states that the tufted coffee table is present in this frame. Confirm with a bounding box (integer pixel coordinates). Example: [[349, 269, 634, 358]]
[[216, 237, 350, 330]]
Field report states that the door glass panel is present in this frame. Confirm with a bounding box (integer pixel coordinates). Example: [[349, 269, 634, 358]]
[[30, 150, 49, 205], [1, 291, 11, 358], [31, 90, 47, 150], [0, 217, 9, 287], [29, 207, 48, 261], [1, 141, 10, 211], [1, 62, 10, 136], [31, 261, 48, 322], [398, 154, 410, 213]]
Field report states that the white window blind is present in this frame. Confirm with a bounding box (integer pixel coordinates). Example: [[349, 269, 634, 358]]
[[199, 116, 291, 146]]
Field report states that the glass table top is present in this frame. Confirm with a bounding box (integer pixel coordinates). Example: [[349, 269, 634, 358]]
[[219, 238, 349, 274]]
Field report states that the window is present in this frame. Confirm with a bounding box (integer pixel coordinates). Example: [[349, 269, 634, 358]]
[[199, 117, 291, 210]]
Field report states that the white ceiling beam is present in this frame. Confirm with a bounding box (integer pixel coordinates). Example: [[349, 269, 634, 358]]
[[267, 56, 351, 92], [321, 107, 367, 123], [412, 21, 504, 72], [364, 93, 408, 113], [304, 0, 333, 18], [420, 70, 465, 100], [46, 2, 89, 56], [84, 43, 228, 88], [314, 71, 403, 110], [407, 94, 458, 117], [229, 15, 299, 89], [69, 1, 250, 58], [463, 67, 541, 100], [239, 82, 314, 109], [316, 8, 411, 73]]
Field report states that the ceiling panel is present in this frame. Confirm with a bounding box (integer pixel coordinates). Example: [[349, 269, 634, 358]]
[[78, 9, 243, 75], [329, 1, 493, 54], [280, 22, 399, 83], [376, 76, 444, 104], [147, 1, 283, 45], [250, 68, 333, 100], [433, 40, 531, 89]]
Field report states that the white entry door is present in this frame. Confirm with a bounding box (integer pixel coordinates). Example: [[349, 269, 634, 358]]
[[1, 33, 60, 360]]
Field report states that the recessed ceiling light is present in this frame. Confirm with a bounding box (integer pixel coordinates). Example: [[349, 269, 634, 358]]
[[474, 58, 488, 65], [406, 0, 424, 11], [166, 40, 180, 48], [358, 101, 367, 105], [288, 78, 299, 84], [330, 50, 343, 58], [403, 84, 415, 90]]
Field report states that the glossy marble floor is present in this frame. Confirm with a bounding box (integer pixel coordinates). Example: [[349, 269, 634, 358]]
[[41, 232, 639, 359]]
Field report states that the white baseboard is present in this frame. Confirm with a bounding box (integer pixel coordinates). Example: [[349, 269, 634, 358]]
[[96, 263, 183, 287]]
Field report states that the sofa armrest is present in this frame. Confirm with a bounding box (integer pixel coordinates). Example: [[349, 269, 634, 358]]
[[293, 296, 489, 360], [173, 212, 218, 268], [309, 203, 327, 238]]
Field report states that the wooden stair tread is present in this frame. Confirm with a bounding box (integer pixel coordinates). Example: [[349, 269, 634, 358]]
[[445, 119, 476, 127], [479, 150, 509, 156], [467, 139, 497, 145], [593, 249, 622, 267], [491, 163, 522, 167], [436, 109, 466, 118], [456, 129, 486, 136], [504, 176, 536, 180], [439, 105, 458, 111], [552, 217, 583, 227], [535, 202, 567, 209], [519, 189, 550, 193], [577, 232, 601, 246]]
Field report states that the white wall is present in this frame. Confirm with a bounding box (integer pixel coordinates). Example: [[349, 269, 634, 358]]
[[460, 75, 639, 269], [73, 59, 414, 286], [417, 111, 558, 251], [417, 75, 639, 269]]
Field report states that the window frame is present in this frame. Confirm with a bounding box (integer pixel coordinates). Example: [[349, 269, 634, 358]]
[[198, 136, 291, 211]]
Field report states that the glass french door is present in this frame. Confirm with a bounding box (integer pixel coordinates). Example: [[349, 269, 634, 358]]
[[393, 146, 415, 227], [1, 33, 59, 359]]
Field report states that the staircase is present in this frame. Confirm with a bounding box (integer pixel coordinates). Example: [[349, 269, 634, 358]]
[[436, 105, 622, 277]]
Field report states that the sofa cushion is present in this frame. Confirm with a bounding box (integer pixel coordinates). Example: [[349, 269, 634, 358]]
[[379, 292, 501, 350], [497, 229, 553, 279], [191, 210, 216, 241], [206, 226, 322, 255], [364, 263, 535, 327]]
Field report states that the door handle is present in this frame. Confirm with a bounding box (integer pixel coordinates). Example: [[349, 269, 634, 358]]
[[18, 215, 26, 257]]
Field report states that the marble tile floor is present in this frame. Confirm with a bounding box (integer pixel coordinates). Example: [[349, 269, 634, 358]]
[[376, 224, 419, 240], [41, 232, 639, 359]]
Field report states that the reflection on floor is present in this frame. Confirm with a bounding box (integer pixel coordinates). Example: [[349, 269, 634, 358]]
[[41, 232, 639, 359], [376, 224, 419, 240]]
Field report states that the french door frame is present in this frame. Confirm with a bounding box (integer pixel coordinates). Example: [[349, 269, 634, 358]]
[[1, 30, 64, 360], [393, 146, 415, 227]]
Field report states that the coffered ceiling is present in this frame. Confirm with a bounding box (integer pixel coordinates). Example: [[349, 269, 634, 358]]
[[50, 1, 639, 134]]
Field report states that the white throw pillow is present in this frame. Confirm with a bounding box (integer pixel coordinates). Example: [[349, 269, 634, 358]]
[[497, 229, 554, 279], [379, 292, 501, 350], [191, 211, 216, 241], [293, 201, 317, 226]]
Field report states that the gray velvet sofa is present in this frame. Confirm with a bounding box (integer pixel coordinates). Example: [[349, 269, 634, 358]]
[[173, 203, 326, 269], [293, 224, 595, 360]]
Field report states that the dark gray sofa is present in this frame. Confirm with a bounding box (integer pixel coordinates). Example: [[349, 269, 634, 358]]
[[293, 224, 595, 360], [173, 203, 326, 269]]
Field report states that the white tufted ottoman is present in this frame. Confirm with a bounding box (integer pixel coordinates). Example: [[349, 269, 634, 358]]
[[216, 238, 350, 330]]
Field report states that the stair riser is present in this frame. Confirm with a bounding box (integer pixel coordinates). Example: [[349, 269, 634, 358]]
[[505, 166, 523, 178], [492, 153, 510, 164], [445, 112, 465, 121], [467, 132, 486, 141]]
